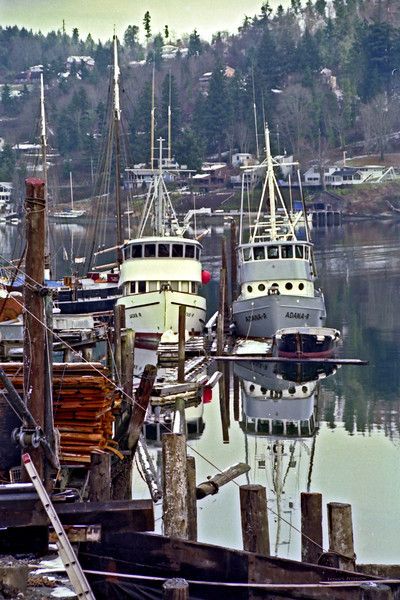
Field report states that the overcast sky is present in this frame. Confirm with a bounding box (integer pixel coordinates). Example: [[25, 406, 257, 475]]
[[0, 0, 289, 42]]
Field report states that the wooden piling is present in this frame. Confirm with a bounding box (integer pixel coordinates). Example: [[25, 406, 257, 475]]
[[230, 219, 238, 301], [218, 369, 229, 443], [197, 463, 250, 499], [186, 456, 197, 541], [240, 484, 270, 556], [162, 578, 189, 599], [217, 269, 226, 355], [89, 452, 111, 502], [113, 304, 125, 381], [327, 501, 356, 571], [178, 305, 186, 383], [112, 363, 156, 500], [162, 433, 188, 539], [301, 492, 323, 564], [233, 373, 240, 422], [121, 328, 135, 404], [23, 178, 46, 480]]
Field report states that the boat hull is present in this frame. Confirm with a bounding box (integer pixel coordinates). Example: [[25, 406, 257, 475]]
[[117, 290, 207, 337], [232, 292, 326, 339], [274, 327, 340, 358]]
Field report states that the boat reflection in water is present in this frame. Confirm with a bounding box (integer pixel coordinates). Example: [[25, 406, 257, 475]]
[[234, 359, 338, 556]]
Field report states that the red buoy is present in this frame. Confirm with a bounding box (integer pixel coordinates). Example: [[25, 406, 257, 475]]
[[201, 270, 211, 285], [203, 386, 212, 403]]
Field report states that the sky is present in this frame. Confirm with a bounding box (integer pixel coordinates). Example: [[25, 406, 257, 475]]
[[0, 0, 289, 42]]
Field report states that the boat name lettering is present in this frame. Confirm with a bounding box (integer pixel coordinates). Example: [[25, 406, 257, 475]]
[[245, 313, 267, 322], [129, 312, 142, 319], [285, 312, 310, 319]]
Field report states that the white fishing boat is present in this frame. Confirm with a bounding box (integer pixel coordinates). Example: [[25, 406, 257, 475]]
[[117, 140, 207, 342], [232, 125, 326, 338]]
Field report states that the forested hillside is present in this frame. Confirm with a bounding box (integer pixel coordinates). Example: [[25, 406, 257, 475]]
[[1, 0, 400, 181]]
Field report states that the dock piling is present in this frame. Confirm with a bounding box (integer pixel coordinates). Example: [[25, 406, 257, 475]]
[[240, 484, 270, 555], [162, 433, 188, 539], [328, 501, 356, 571], [178, 305, 186, 383], [186, 455, 197, 541], [162, 578, 189, 599], [89, 452, 111, 502], [301, 492, 323, 564], [359, 582, 392, 599]]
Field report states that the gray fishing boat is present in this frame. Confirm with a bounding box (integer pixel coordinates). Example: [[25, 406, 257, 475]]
[[232, 125, 326, 338]]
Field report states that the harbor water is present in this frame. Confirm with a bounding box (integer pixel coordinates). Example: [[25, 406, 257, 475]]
[[2, 217, 400, 564]]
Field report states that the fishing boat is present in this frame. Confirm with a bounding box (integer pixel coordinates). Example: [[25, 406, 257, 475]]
[[274, 326, 341, 359], [231, 125, 326, 339], [116, 139, 207, 343]]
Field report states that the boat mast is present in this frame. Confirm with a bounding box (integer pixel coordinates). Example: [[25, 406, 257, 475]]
[[40, 74, 51, 279], [113, 34, 123, 265], [150, 63, 155, 170], [168, 71, 172, 165], [156, 137, 164, 236], [265, 124, 277, 240]]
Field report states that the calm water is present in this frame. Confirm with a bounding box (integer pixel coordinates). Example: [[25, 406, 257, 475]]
[[2, 217, 400, 564]]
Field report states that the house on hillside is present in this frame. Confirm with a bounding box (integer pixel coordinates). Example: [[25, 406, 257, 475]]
[[66, 56, 95, 71], [304, 163, 397, 187], [231, 152, 255, 168], [199, 66, 235, 95]]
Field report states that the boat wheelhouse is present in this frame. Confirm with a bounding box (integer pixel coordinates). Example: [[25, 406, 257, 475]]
[[117, 236, 207, 339], [232, 125, 326, 338]]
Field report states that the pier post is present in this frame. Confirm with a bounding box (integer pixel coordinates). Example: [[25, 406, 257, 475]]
[[113, 304, 125, 381], [230, 220, 238, 301], [233, 373, 240, 421], [178, 305, 186, 383], [23, 178, 46, 480], [327, 502, 356, 571], [162, 433, 188, 539], [162, 578, 189, 599], [89, 452, 111, 502], [301, 492, 323, 564], [240, 484, 270, 555], [121, 328, 135, 403], [187, 455, 197, 541]]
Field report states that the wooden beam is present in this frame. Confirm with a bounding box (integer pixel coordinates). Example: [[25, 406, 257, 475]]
[[196, 463, 250, 499]]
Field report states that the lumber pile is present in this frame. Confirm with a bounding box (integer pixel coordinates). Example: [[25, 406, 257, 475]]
[[0, 362, 121, 466]]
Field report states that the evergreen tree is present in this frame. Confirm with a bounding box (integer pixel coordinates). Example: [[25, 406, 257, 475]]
[[188, 29, 202, 56], [161, 73, 180, 146], [143, 11, 151, 42], [174, 129, 203, 170], [72, 27, 79, 45], [204, 64, 233, 155], [124, 25, 139, 49], [0, 144, 15, 180]]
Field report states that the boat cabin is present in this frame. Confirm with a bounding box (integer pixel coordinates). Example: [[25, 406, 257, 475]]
[[119, 237, 204, 297], [238, 240, 315, 298]]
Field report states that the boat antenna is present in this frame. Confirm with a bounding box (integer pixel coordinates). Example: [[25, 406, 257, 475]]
[[40, 74, 51, 279], [150, 61, 156, 170], [251, 66, 260, 161], [113, 33, 123, 265], [168, 70, 172, 164]]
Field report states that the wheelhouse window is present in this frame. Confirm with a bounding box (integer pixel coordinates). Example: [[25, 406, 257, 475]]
[[131, 245, 143, 259], [295, 245, 304, 259], [267, 246, 279, 259], [281, 245, 293, 258], [144, 244, 156, 257], [181, 281, 189, 292], [158, 243, 170, 257], [130, 282, 136, 294], [138, 281, 146, 293], [243, 248, 252, 261], [172, 244, 183, 257], [254, 246, 265, 261], [195, 247, 201, 260], [185, 245, 195, 258]]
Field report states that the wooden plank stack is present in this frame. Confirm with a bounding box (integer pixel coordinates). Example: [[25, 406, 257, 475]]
[[0, 362, 121, 466]]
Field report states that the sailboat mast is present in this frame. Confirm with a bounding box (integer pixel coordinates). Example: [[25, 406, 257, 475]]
[[265, 124, 277, 239], [252, 67, 260, 161], [168, 71, 172, 164], [40, 74, 50, 279], [150, 63, 155, 170], [113, 34, 123, 265], [69, 171, 74, 210], [156, 137, 164, 236]]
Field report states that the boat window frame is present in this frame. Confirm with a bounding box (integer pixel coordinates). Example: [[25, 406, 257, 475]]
[[144, 243, 156, 258], [172, 243, 184, 258], [130, 244, 143, 259], [281, 245, 293, 259], [243, 247, 252, 262], [267, 246, 279, 259], [295, 245, 304, 259], [158, 243, 170, 258], [185, 244, 195, 259], [254, 246, 265, 261]]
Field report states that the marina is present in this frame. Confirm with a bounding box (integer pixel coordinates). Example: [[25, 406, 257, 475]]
[[1, 6, 400, 598]]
